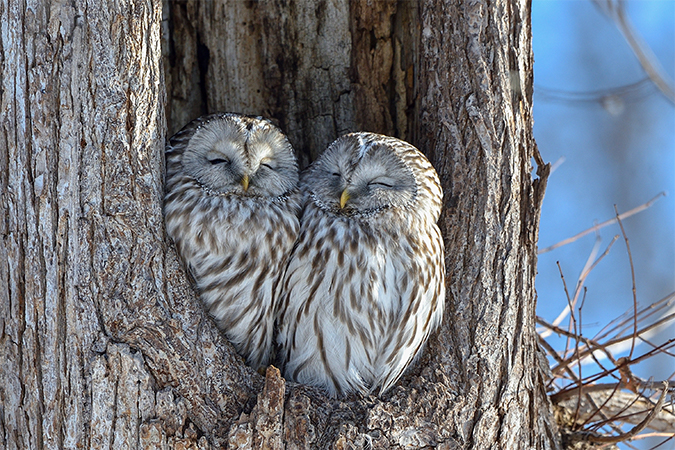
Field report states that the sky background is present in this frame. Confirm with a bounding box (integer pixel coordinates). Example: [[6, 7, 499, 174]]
[[532, 1, 674, 447]]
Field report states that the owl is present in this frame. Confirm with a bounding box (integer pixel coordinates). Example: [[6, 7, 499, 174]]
[[164, 113, 300, 369], [277, 132, 445, 396]]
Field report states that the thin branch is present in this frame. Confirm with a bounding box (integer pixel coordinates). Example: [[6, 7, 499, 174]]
[[614, 205, 638, 360], [585, 382, 669, 443], [549, 156, 566, 174], [553, 381, 675, 402], [638, 336, 675, 359], [543, 239, 595, 336], [538, 317, 619, 375], [598, 311, 675, 358], [539, 335, 579, 391], [556, 262, 575, 359], [543, 308, 675, 377], [541, 236, 619, 339], [538, 192, 666, 254], [593, 292, 675, 344], [563, 340, 675, 396], [557, 384, 675, 435], [534, 77, 656, 105], [587, 383, 650, 431], [572, 286, 583, 424], [551, 339, 675, 402], [590, 0, 675, 104], [567, 236, 619, 339], [608, 0, 675, 104], [650, 433, 675, 449], [630, 432, 675, 440]]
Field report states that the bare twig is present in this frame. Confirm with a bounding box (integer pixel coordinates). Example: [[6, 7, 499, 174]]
[[629, 432, 675, 440], [592, 0, 675, 104], [550, 339, 675, 409], [539, 335, 581, 392], [553, 381, 675, 402], [539, 317, 620, 378], [549, 156, 566, 174], [555, 340, 675, 398], [638, 336, 675, 358], [542, 308, 675, 377], [556, 262, 575, 359], [541, 236, 619, 339], [651, 434, 675, 450], [585, 381, 670, 443], [534, 77, 655, 105], [614, 205, 638, 359], [538, 192, 666, 254], [587, 382, 647, 431], [593, 292, 675, 344], [595, 311, 675, 359], [570, 287, 583, 424]]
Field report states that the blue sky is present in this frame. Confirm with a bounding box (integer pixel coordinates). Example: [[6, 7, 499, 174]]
[[532, 1, 674, 445]]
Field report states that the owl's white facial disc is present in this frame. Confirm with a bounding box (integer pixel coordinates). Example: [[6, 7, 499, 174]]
[[181, 115, 298, 198], [306, 133, 418, 217]]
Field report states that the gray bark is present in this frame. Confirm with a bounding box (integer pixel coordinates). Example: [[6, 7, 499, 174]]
[[1, 0, 561, 448], [1, 1, 257, 448]]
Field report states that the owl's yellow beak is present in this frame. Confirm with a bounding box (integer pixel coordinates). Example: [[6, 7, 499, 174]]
[[241, 174, 249, 192], [339, 189, 350, 208]]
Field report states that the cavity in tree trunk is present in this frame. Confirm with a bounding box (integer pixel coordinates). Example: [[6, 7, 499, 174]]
[[0, 0, 560, 448]]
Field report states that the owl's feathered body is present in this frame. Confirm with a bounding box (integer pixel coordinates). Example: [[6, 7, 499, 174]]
[[164, 113, 300, 369], [277, 132, 445, 396]]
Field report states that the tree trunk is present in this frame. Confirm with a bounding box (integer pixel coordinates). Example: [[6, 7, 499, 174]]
[[1, 0, 561, 448]]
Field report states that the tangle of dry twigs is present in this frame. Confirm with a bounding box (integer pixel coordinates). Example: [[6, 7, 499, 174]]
[[538, 203, 675, 448]]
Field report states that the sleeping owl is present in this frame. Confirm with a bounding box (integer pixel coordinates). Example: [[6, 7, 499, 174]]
[[164, 113, 300, 369], [277, 132, 445, 395]]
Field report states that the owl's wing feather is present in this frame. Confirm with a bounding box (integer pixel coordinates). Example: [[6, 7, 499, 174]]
[[376, 222, 445, 394]]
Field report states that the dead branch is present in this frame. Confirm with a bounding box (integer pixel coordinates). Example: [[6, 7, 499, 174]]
[[576, 382, 671, 443], [592, 0, 675, 104], [538, 192, 665, 254]]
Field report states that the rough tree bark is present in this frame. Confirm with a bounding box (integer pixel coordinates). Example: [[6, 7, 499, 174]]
[[1, 0, 560, 448]]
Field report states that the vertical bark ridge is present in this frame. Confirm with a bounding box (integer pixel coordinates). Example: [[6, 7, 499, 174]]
[[2, 0, 261, 448], [418, 0, 559, 448]]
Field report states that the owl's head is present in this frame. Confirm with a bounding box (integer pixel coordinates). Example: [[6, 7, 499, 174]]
[[173, 114, 298, 199], [304, 132, 442, 221]]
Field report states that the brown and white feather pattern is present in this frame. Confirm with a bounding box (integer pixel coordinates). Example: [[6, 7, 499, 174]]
[[277, 132, 445, 396], [164, 113, 300, 369]]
